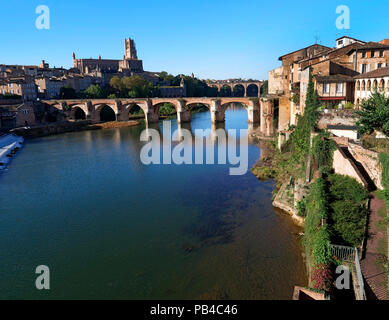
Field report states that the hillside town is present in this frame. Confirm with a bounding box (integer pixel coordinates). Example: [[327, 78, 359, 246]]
[[268, 36, 389, 146], [250, 35, 389, 300]]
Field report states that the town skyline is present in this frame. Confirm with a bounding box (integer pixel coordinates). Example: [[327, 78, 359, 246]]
[[1, 0, 389, 79]]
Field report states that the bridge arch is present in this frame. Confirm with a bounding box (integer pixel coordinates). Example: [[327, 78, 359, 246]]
[[232, 84, 245, 97], [70, 105, 87, 120], [220, 101, 249, 113], [95, 104, 117, 122], [246, 84, 259, 97], [219, 85, 232, 97], [153, 102, 178, 117], [184, 101, 211, 112], [123, 103, 147, 118]]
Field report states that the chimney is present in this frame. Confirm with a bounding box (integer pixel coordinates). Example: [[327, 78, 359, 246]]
[[380, 39, 389, 45]]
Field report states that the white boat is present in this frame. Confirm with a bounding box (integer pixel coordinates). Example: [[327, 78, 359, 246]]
[[0, 134, 24, 170]]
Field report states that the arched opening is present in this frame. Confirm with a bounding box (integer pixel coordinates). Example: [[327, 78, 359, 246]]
[[356, 81, 360, 91], [185, 103, 210, 114], [127, 104, 145, 119], [373, 80, 378, 90], [367, 80, 371, 91], [379, 79, 385, 91], [74, 107, 86, 120], [219, 85, 232, 97], [222, 102, 249, 131], [232, 84, 245, 97], [99, 105, 116, 122], [246, 84, 259, 97], [362, 80, 366, 91], [156, 103, 177, 119]]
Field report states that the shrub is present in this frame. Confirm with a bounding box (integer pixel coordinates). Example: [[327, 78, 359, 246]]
[[312, 226, 332, 265], [297, 198, 307, 217], [328, 174, 369, 203], [312, 131, 336, 173], [330, 200, 368, 247], [379, 153, 389, 189]]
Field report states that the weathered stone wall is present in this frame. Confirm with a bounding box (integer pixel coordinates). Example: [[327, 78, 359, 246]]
[[317, 111, 357, 129], [348, 142, 383, 190], [333, 148, 365, 186], [278, 96, 291, 131], [268, 66, 283, 95]]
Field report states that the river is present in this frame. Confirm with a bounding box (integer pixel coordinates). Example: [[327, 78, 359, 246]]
[[0, 107, 307, 299]]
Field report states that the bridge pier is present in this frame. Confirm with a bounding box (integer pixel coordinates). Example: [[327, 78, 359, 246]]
[[146, 111, 159, 124], [177, 110, 191, 124], [260, 99, 275, 136], [211, 110, 225, 123]]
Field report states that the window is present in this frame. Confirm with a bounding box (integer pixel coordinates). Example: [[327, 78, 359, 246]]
[[378, 63, 383, 69], [323, 83, 330, 94], [336, 83, 343, 94], [380, 51, 385, 58], [371, 51, 375, 58], [362, 52, 366, 58], [338, 40, 343, 45], [361, 64, 367, 73]]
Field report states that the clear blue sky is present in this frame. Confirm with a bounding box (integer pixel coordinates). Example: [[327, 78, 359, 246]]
[[0, 0, 388, 80]]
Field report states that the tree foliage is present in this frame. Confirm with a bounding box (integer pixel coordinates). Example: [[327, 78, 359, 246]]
[[83, 84, 104, 99], [109, 75, 154, 98], [312, 131, 337, 173], [355, 91, 389, 136], [59, 85, 77, 99], [327, 174, 369, 247], [290, 68, 319, 160]]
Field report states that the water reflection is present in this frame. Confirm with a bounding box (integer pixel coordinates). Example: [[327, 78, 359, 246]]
[[0, 108, 307, 299]]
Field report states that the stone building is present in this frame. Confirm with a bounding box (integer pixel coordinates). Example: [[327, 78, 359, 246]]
[[269, 36, 389, 144], [354, 66, 389, 105], [73, 37, 144, 75], [35, 77, 65, 99], [346, 41, 389, 74], [0, 102, 36, 129], [273, 43, 331, 132], [268, 66, 283, 95], [0, 78, 37, 101], [159, 78, 187, 97]]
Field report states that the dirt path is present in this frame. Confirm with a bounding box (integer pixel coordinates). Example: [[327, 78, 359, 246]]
[[361, 193, 388, 300]]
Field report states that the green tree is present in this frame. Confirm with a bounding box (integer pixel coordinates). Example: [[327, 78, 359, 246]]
[[84, 84, 104, 99], [261, 80, 268, 97], [109, 76, 124, 93], [109, 75, 154, 98], [291, 68, 319, 158], [59, 85, 77, 99], [355, 91, 389, 136]]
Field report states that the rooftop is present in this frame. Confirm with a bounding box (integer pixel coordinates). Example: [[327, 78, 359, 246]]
[[347, 42, 389, 54], [354, 66, 389, 79], [315, 74, 355, 83]]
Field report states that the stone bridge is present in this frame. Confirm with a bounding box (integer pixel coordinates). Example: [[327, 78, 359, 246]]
[[43, 96, 275, 136], [206, 81, 263, 98]]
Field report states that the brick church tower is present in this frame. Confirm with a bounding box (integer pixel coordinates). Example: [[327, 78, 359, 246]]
[[124, 38, 138, 60]]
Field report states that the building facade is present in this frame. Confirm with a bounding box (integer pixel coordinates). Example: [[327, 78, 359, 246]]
[[354, 67, 389, 104]]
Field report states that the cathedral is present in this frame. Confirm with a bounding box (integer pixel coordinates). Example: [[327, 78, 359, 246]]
[[72, 38, 144, 75]]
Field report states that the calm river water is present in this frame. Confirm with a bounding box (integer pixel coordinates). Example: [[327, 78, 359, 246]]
[[0, 107, 307, 299]]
